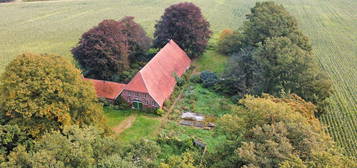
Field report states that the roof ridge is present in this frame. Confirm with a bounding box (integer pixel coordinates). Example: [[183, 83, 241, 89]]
[[139, 71, 162, 105], [138, 72, 149, 93], [139, 40, 172, 73]]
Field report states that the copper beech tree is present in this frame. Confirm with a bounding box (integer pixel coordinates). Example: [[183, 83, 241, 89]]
[[72, 16, 151, 81], [153, 2, 211, 59]]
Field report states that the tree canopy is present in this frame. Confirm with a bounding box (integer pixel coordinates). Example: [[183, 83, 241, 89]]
[[0, 53, 105, 137], [218, 2, 332, 113], [153, 2, 211, 59], [72, 17, 151, 81], [207, 94, 355, 168], [1, 126, 137, 168]]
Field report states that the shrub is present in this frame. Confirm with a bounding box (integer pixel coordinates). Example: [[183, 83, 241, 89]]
[[114, 97, 132, 110], [189, 74, 201, 83], [99, 98, 111, 106], [217, 29, 242, 55], [155, 109, 165, 116], [199, 71, 218, 88]]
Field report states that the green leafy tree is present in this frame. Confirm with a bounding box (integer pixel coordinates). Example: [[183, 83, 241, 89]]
[[1, 126, 131, 168], [0, 125, 31, 162], [220, 2, 332, 113], [217, 29, 243, 55], [241, 1, 311, 51], [218, 47, 264, 98], [160, 152, 197, 168], [153, 2, 212, 59], [207, 95, 354, 168], [254, 37, 332, 108], [123, 139, 161, 168], [0, 53, 105, 137]]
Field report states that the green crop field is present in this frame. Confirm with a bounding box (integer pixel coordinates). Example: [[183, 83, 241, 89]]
[[0, 0, 356, 157]]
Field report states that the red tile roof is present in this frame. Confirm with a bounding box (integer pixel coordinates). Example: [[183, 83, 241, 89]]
[[84, 78, 126, 100], [124, 40, 191, 106]]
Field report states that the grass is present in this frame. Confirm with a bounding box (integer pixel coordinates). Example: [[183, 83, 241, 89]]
[[0, 0, 356, 157], [161, 82, 231, 152], [194, 49, 228, 74], [118, 115, 160, 144], [194, 35, 229, 74], [103, 106, 132, 127], [174, 83, 234, 117], [103, 106, 161, 144]]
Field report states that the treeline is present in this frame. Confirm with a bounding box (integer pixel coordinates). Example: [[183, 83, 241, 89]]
[[72, 2, 211, 83], [213, 2, 331, 115], [187, 1, 354, 167]]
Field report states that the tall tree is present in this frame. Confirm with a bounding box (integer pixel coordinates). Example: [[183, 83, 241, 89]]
[[72, 17, 151, 81], [119, 16, 152, 63], [207, 95, 356, 168], [153, 2, 212, 59], [0, 53, 105, 137], [241, 1, 311, 51], [220, 2, 331, 113], [254, 37, 331, 106]]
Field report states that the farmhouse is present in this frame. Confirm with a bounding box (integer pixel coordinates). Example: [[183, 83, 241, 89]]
[[85, 40, 191, 109]]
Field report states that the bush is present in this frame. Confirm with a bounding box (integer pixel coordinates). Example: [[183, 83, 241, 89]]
[[189, 74, 201, 83], [114, 97, 132, 110], [155, 109, 165, 116], [145, 48, 160, 62], [99, 98, 111, 106], [200, 71, 218, 88], [217, 29, 242, 55]]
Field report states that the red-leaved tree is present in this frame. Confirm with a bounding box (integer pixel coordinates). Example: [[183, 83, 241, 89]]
[[72, 17, 151, 81], [120, 16, 152, 63], [153, 2, 211, 59]]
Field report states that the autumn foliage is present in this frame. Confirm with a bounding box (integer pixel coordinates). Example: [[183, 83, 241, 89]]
[[72, 16, 151, 81], [0, 53, 105, 137], [153, 2, 211, 59]]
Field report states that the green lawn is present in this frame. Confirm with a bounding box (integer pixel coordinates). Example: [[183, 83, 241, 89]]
[[103, 106, 133, 127], [118, 115, 160, 144], [194, 49, 228, 74], [1, 0, 356, 157], [103, 106, 161, 144]]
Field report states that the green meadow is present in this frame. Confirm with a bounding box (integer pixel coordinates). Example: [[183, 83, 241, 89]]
[[1, 0, 356, 157]]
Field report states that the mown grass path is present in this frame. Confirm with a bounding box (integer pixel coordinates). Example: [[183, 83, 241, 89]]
[[112, 114, 137, 134]]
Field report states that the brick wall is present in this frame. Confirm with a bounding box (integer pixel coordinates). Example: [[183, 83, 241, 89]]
[[120, 90, 159, 108]]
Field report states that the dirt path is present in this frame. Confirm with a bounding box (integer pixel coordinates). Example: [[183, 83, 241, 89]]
[[112, 114, 137, 134]]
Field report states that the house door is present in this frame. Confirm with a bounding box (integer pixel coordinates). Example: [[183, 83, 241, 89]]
[[132, 101, 143, 110]]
